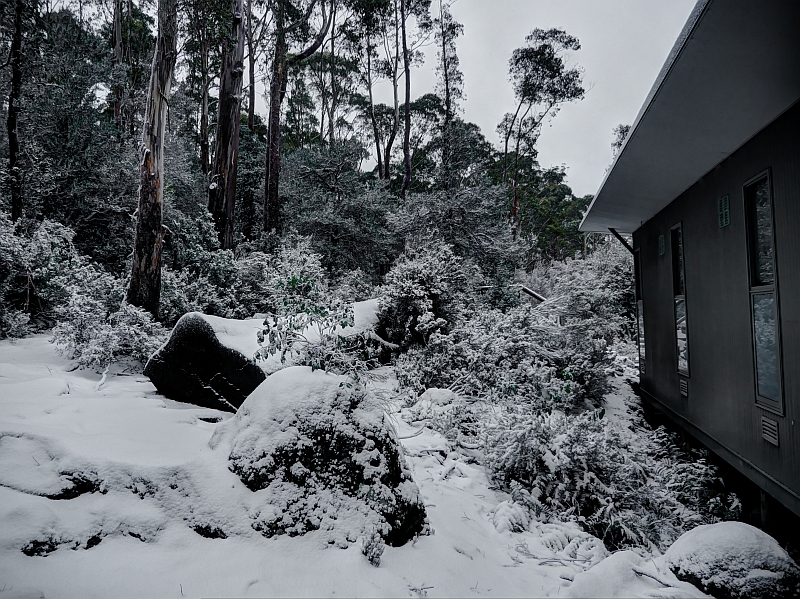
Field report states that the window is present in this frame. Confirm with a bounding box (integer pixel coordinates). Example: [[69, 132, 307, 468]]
[[634, 249, 645, 375], [671, 224, 689, 376], [744, 172, 782, 411]]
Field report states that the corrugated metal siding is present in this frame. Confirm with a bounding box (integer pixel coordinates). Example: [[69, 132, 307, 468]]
[[633, 99, 800, 513]]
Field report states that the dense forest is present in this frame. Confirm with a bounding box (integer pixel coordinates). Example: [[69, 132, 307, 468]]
[[0, 0, 747, 559], [0, 0, 594, 328]]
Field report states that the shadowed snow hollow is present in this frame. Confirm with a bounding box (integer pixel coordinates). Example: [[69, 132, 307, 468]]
[[210, 366, 428, 548]]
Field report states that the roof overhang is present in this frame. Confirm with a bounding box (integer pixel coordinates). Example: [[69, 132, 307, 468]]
[[580, 0, 800, 234]]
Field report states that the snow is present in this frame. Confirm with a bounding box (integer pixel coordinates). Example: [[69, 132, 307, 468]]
[[662, 522, 800, 598], [0, 336, 559, 597], [199, 314, 264, 361], [567, 550, 708, 598], [0, 333, 718, 598]]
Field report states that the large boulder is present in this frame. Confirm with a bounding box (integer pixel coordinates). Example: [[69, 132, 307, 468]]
[[663, 522, 800, 599], [210, 366, 428, 548], [144, 313, 266, 412]]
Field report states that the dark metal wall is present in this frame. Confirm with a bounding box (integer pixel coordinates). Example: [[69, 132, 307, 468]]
[[633, 99, 800, 515]]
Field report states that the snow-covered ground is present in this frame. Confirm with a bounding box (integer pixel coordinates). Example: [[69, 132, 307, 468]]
[[0, 335, 707, 598]]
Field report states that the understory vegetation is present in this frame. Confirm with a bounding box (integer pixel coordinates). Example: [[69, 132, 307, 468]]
[[0, 0, 740, 556]]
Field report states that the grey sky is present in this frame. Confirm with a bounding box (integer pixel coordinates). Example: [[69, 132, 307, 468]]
[[404, 0, 696, 197]]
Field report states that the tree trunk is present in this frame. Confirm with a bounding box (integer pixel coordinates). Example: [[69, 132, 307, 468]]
[[263, 7, 287, 233], [246, 0, 256, 130], [366, 40, 383, 177], [327, 1, 336, 145], [400, 0, 411, 199], [113, 0, 124, 129], [263, 0, 331, 233], [200, 35, 210, 174], [382, 0, 400, 181], [209, 0, 246, 249], [126, 0, 178, 317], [7, 0, 23, 222]]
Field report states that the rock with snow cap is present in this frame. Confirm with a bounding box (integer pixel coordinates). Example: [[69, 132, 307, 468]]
[[663, 521, 800, 599], [143, 312, 266, 412], [210, 366, 428, 547]]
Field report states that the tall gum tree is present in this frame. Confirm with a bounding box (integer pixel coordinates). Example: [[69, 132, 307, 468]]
[[263, 0, 331, 233], [497, 28, 584, 228], [126, 0, 178, 316], [209, 0, 247, 249], [7, 0, 24, 221]]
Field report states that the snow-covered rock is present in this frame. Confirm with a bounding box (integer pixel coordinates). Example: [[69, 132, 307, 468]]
[[663, 521, 800, 599], [144, 313, 266, 412], [210, 366, 428, 547]]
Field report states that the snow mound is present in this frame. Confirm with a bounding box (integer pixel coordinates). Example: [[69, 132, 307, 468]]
[[210, 366, 428, 549], [663, 522, 800, 599], [567, 550, 709, 598]]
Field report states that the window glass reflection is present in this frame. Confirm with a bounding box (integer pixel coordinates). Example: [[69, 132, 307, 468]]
[[637, 300, 646, 375], [753, 293, 779, 401], [675, 298, 689, 375], [750, 178, 774, 286]]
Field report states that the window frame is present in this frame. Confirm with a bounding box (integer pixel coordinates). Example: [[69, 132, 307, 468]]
[[670, 222, 690, 378], [743, 169, 784, 415]]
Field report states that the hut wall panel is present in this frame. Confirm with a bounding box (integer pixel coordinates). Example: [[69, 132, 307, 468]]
[[633, 100, 800, 511]]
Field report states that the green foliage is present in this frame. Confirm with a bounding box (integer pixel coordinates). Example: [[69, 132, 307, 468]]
[[255, 298, 382, 382], [516, 167, 593, 265]]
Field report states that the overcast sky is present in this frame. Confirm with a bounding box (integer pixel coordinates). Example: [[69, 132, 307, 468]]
[[389, 0, 697, 197]]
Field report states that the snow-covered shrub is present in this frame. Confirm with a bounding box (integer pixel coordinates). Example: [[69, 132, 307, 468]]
[[397, 300, 612, 412], [331, 268, 377, 303], [257, 235, 329, 317], [160, 235, 331, 325], [160, 259, 239, 325], [255, 299, 384, 382], [0, 217, 86, 332], [524, 241, 635, 342], [376, 240, 475, 349], [0, 217, 141, 342], [210, 367, 428, 549], [233, 235, 330, 320], [485, 407, 740, 551], [53, 302, 167, 369]]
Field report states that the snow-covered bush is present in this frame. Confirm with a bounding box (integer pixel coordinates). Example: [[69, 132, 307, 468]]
[[256, 235, 329, 317], [331, 268, 377, 303], [210, 367, 428, 549], [397, 299, 612, 412], [376, 240, 475, 350], [0, 217, 86, 333], [255, 299, 384, 382], [160, 234, 331, 325], [485, 406, 740, 551], [53, 301, 167, 370], [524, 241, 635, 341]]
